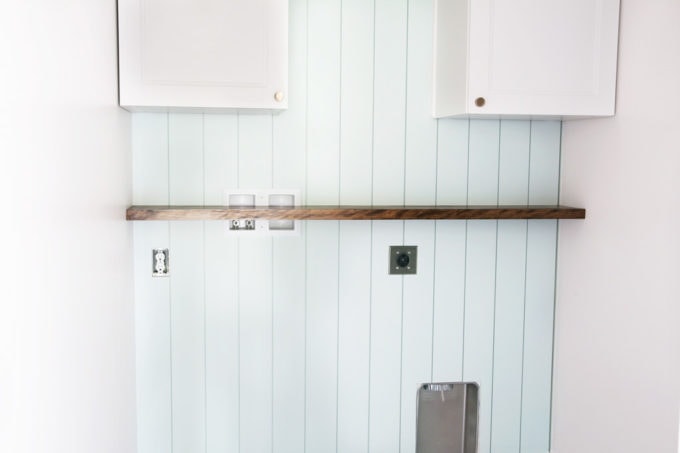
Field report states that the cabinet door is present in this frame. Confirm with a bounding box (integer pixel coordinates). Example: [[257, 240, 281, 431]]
[[118, 0, 288, 111], [467, 0, 619, 117]]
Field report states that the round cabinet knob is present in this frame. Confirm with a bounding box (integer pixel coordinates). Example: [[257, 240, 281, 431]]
[[474, 97, 486, 107], [274, 91, 285, 102]]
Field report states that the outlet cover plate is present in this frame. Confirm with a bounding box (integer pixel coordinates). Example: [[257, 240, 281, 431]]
[[223, 188, 301, 236], [389, 246, 417, 275], [152, 249, 169, 277]]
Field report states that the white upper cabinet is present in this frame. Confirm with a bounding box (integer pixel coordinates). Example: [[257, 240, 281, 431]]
[[433, 0, 620, 118], [118, 0, 288, 112]]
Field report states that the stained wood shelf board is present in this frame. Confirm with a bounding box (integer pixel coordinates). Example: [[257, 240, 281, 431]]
[[126, 205, 585, 221]]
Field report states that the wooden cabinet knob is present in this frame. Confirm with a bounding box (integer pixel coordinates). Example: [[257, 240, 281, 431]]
[[274, 91, 285, 102], [474, 97, 485, 107]]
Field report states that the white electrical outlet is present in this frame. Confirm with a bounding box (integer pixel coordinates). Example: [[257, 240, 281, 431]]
[[152, 249, 169, 277], [224, 189, 301, 236]]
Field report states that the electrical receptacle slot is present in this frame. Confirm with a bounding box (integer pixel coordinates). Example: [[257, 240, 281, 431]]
[[230, 219, 256, 231]]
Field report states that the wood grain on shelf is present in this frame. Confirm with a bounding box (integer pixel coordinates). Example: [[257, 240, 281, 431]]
[[126, 205, 585, 221]]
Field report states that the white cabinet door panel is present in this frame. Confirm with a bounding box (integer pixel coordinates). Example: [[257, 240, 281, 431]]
[[119, 0, 288, 111], [434, 0, 620, 118]]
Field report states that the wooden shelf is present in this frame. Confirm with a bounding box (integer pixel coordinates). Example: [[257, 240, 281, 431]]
[[126, 205, 585, 221]]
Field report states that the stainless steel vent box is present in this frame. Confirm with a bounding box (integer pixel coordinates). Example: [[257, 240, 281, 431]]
[[416, 382, 479, 453]]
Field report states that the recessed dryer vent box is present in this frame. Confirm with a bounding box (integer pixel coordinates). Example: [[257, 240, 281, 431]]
[[416, 382, 479, 453], [224, 189, 301, 237]]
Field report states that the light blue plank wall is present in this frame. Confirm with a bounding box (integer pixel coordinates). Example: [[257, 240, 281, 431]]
[[237, 113, 275, 453], [131, 1, 563, 452], [167, 114, 206, 453], [132, 113, 171, 453], [203, 114, 240, 453], [271, 2, 307, 452]]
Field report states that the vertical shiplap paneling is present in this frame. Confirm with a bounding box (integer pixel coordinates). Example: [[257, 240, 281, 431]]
[[169, 114, 204, 205], [204, 220, 240, 453], [368, 221, 404, 453], [336, 1, 374, 450], [305, 1, 341, 450], [203, 114, 239, 453], [168, 113, 206, 453], [369, 0, 408, 449], [337, 221, 372, 453], [339, 0, 374, 205], [306, 0, 341, 204], [272, 0, 307, 197], [436, 119, 469, 205], [237, 114, 273, 188], [203, 115, 238, 204], [133, 222, 171, 453], [271, 229, 306, 453], [521, 120, 561, 453], [132, 3, 565, 452], [169, 221, 206, 453], [237, 235, 274, 453], [497, 121, 531, 206], [467, 120, 500, 205], [521, 220, 557, 453], [432, 117, 469, 383], [491, 220, 527, 453], [404, 0, 437, 205], [463, 220, 497, 453], [431, 219, 467, 382], [132, 113, 171, 453], [237, 114, 274, 453], [465, 119, 501, 453], [400, 220, 436, 453], [400, 0, 438, 445], [305, 221, 339, 453], [271, 0, 308, 451], [132, 113, 169, 206], [491, 121, 531, 452], [371, 0, 407, 204], [529, 121, 561, 205]]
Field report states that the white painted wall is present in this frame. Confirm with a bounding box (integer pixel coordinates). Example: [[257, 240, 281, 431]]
[[0, 1, 135, 452], [554, 0, 680, 452]]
